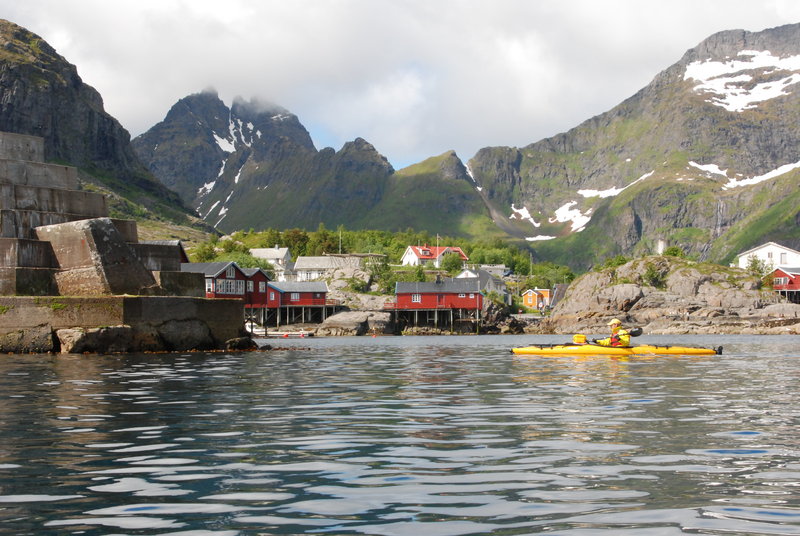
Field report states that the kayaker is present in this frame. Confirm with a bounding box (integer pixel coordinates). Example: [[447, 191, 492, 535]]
[[594, 318, 630, 347]]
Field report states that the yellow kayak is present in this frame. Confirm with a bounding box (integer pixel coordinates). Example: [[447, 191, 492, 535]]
[[512, 343, 722, 356]]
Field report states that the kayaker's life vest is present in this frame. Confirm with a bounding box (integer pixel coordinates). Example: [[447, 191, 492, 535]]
[[610, 328, 630, 346]]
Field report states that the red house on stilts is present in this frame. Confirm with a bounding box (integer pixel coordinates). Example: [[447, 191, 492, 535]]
[[384, 277, 482, 332]]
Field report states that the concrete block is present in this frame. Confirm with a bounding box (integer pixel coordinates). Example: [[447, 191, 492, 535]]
[[0, 132, 44, 162], [34, 217, 157, 295], [153, 270, 205, 297], [110, 219, 139, 243], [130, 242, 184, 271], [0, 209, 75, 239], [0, 267, 58, 296], [7, 184, 108, 217], [0, 238, 56, 268], [0, 160, 78, 190]]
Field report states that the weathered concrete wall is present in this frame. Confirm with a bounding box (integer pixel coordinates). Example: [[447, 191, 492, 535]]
[[35, 218, 158, 295], [111, 219, 139, 243], [1, 184, 107, 217], [130, 242, 184, 271], [0, 209, 73, 239], [153, 270, 205, 297], [0, 238, 55, 268], [0, 159, 78, 190], [0, 296, 245, 353], [0, 132, 44, 162], [0, 267, 58, 296]]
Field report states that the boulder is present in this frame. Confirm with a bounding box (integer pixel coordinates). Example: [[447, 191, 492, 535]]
[[0, 325, 54, 353], [317, 311, 392, 336], [56, 325, 134, 353]]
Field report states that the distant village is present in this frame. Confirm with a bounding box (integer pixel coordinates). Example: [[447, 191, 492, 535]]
[[187, 238, 800, 333], [1, 129, 799, 348]]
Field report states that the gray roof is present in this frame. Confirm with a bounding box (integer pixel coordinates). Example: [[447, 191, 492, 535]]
[[396, 279, 480, 294], [241, 267, 270, 278], [269, 281, 328, 293], [181, 261, 238, 277], [250, 247, 291, 260], [777, 266, 800, 275]]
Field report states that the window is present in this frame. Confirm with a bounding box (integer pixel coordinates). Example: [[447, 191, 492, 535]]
[[259, 282, 266, 292], [780, 252, 787, 264], [205, 279, 214, 293], [774, 277, 789, 285], [226, 266, 235, 278], [767, 252, 773, 259], [270, 291, 275, 300], [247, 281, 254, 292], [458, 293, 466, 298], [216, 278, 244, 295], [411, 293, 421, 303], [290, 292, 300, 301], [469, 293, 475, 298]]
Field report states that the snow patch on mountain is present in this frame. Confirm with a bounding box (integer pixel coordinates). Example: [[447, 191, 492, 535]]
[[550, 202, 592, 232], [214, 133, 235, 153], [578, 171, 654, 198], [684, 50, 800, 112], [722, 158, 800, 189], [510, 204, 541, 227], [689, 161, 728, 176]]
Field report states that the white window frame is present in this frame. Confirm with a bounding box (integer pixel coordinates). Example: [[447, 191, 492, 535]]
[[411, 293, 421, 303], [226, 266, 235, 278], [290, 292, 300, 301]]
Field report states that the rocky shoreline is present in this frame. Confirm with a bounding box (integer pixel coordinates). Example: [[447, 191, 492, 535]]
[[289, 256, 800, 337]]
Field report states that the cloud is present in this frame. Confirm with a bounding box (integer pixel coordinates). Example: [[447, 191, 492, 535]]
[[3, 0, 800, 168]]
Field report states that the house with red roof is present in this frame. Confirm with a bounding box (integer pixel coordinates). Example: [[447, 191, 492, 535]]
[[400, 244, 468, 268]]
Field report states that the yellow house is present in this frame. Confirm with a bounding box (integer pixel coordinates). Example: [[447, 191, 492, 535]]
[[522, 288, 551, 309]]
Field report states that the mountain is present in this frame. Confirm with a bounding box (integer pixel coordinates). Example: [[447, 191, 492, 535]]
[[133, 23, 800, 269], [468, 23, 800, 268], [132, 90, 500, 238], [0, 19, 209, 241]]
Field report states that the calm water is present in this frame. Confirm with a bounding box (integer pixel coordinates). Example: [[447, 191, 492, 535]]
[[1, 334, 799, 536]]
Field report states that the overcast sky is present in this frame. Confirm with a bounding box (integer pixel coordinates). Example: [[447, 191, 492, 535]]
[[3, 1, 800, 168]]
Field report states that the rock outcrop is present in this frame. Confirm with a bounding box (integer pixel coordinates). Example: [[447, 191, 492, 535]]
[[316, 311, 393, 336], [538, 256, 800, 335]]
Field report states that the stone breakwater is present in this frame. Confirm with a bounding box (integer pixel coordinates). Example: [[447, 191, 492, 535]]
[[531, 256, 800, 335]]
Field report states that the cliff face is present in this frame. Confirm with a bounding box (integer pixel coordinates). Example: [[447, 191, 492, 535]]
[[0, 19, 196, 227], [468, 23, 800, 268]]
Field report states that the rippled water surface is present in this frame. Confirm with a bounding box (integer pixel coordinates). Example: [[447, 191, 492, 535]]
[[1, 334, 799, 535]]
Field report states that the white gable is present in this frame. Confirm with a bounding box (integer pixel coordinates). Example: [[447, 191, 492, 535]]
[[736, 242, 800, 269]]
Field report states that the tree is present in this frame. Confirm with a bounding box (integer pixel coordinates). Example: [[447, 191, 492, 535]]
[[440, 252, 464, 274], [745, 255, 773, 278]]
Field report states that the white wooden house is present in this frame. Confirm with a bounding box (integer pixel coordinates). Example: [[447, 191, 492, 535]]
[[735, 242, 800, 270]]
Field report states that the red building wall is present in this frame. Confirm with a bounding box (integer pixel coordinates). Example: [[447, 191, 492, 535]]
[[266, 285, 328, 308], [772, 268, 800, 291], [245, 272, 270, 308], [206, 267, 247, 299], [395, 292, 482, 310]]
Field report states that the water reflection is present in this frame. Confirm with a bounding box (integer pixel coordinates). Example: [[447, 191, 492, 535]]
[[0, 335, 798, 534]]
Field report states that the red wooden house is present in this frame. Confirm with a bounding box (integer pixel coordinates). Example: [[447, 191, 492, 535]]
[[772, 267, 800, 303], [242, 267, 271, 325], [181, 261, 247, 299], [385, 277, 482, 331], [265, 281, 336, 326]]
